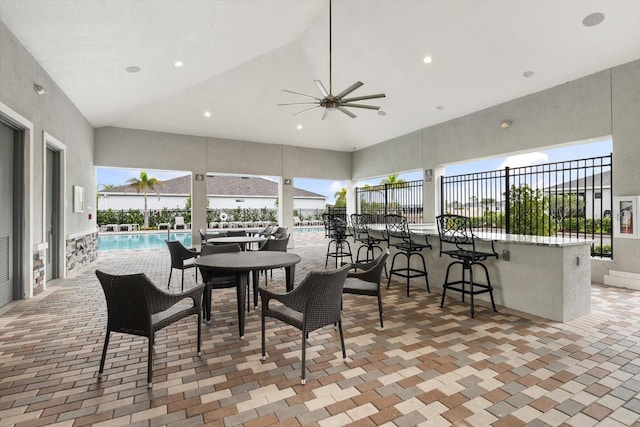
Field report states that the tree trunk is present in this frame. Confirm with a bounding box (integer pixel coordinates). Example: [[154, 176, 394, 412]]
[[143, 192, 149, 228]]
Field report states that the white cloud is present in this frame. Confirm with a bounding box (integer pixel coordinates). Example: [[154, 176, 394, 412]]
[[498, 152, 549, 169], [329, 180, 345, 193]]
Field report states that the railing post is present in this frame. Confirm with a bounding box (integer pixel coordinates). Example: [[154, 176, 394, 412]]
[[384, 183, 389, 217], [504, 167, 510, 234]]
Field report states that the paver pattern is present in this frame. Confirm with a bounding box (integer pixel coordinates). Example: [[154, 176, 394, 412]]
[[2, 231, 640, 426]]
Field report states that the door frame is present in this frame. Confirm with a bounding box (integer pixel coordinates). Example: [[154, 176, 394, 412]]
[[43, 132, 66, 282], [0, 101, 34, 299]]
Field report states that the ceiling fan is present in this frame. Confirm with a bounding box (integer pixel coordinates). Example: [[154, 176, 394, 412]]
[[278, 0, 385, 120]]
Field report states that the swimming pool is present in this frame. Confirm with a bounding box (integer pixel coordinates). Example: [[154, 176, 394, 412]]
[[97, 227, 325, 251], [98, 232, 192, 251]]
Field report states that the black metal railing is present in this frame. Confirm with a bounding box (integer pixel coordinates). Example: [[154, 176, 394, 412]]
[[355, 180, 424, 224], [441, 154, 612, 258]]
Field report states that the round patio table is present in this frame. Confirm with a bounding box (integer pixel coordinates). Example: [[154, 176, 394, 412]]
[[195, 251, 301, 339]]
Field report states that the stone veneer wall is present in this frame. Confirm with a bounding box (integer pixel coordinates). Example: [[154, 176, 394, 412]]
[[66, 232, 98, 275], [33, 249, 45, 296]]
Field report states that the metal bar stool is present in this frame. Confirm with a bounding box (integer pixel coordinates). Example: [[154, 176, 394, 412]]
[[325, 215, 353, 268], [384, 214, 431, 296], [436, 214, 498, 318]]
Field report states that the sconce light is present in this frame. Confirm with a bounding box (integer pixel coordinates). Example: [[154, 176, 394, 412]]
[[500, 120, 512, 128], [33, 84, 47, 95]]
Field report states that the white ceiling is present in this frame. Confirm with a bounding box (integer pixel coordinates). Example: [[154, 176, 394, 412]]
[[2, 0, 640, 152]]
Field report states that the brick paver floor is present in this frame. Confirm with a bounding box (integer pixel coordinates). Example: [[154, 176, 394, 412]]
[[2, 231, 640, 426]]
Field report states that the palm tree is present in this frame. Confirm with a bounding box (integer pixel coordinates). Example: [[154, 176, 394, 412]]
[[126, 171, 162, 228], [334, 187, 347, 207], [380, 174, 406, 211]]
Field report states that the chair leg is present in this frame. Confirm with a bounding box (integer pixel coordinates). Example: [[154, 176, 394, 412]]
[[387, 252, 402, 289], [167, 269, 173, 288], [197, 311, 202, 356], [301, 326, 307, 385], [441, 261, 458, 308], [469, 264, 475, 318], [478, 262, 497, 312], [377, 293, 384, 330], [147, 334, 154, 389], [261, 313, 266, 361], [416, 253, 430, 293], [338, 320, 346, 361], [181, 269, 185, 292], [98, 330, 111, 379]]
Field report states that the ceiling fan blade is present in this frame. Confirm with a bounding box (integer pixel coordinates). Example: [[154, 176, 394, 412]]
[[341, 93, 386, 103], [321, 108, 330, 120], [277, 102, 319, 106], [281, 89, 320, 100], [341, 103, 380, 110], [294, 106, 322, 115], [315, 80, 329, 97], [335, 81, 364, 99], [337, 106, 357, 119]]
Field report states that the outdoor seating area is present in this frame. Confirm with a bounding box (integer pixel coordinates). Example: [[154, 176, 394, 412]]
[[3, 230, 640, 426]]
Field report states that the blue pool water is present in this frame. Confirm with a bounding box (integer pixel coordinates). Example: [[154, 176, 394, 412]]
[[98, 227, 324, 251], [98, 232, 192, 251]]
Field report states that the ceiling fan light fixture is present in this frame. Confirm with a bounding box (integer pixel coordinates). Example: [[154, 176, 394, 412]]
[[278, 0, 385, 120], [423, 56, 432, 64]]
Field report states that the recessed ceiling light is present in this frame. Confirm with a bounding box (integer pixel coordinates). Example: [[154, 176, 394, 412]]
[[377, 110, 387, 116], [125, 66, 140, 73], [436, 105, 444, 110], [296, 124, 303, 130], [522, 70, 535, 78], [500, 120, 512, 128], [583, 12, 605, 27], [174, 60, 184, 67], [423, 56, 433, 64], [204, 111, 211, 118]]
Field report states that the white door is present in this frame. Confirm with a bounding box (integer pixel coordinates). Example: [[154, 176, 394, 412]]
[[0, 121, 14, 307]]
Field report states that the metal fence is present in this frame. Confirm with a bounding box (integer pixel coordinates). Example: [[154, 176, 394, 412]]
[[441, 154, 612, 258], [355, 180, 424, 224]]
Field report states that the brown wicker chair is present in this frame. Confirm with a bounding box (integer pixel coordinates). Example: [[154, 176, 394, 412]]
[[198, 243, 242, 322], [260, 264, 351, 384], [165, 240, 198, 291], [343, 250, 390, 329], [258, 234, 290, 286], [95, 270, 203, 389]]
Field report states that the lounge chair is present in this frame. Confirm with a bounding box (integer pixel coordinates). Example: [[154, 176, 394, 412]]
[[174, 216, 187, 229]]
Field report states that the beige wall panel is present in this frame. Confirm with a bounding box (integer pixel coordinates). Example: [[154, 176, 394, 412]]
[[352, 131, 422, 180], [283, 145, 351, 180]]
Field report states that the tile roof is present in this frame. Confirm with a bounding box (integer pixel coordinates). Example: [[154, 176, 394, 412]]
[[104, 174, 325, 198]]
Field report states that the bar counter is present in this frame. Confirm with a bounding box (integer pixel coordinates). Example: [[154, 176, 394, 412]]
[[368, 224, 592, 322]]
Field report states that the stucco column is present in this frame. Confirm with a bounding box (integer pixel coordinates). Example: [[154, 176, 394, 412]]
[[423, 166, 444, 223], [279, 177, 295, 248], [346, 180, 355, 218], [191, 172, 207, 247]]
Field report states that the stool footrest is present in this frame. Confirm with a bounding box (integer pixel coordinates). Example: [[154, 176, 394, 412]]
[[443, 280, 492, 295], [389, 268, 428, 279]]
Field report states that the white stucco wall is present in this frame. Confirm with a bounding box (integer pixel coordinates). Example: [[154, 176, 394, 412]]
[[353, 64, 640, 283]]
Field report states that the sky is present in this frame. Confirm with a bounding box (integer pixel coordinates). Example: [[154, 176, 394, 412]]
[[97, 139, 612, 203]]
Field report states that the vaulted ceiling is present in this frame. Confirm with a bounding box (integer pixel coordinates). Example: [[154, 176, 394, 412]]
[[2, 0, 640, 151]]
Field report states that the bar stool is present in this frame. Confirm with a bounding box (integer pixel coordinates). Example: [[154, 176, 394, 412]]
[[384, 214, 431, 296], [351, 214, 385, 262], [436, 214, 498, 318], [325, 215, 353, 268]]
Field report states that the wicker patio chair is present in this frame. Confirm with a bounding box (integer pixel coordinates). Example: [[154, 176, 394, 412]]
[[342, 250, 390, 329], [95, 270, 203, 389], [260, 264, 351, 384], [198, 243, 242, 322], [166, 240, 198, 291], [258, 233, 290, 286]]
